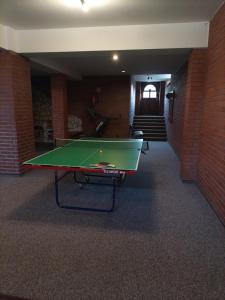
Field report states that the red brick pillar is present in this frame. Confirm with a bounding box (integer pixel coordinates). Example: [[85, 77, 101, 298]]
[[0, 51, 35, 175], [51, 74, 68, 140], [198, 3, 225, 224], [180, 49, 207, 181]]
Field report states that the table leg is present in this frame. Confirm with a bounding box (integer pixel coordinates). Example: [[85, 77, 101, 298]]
[[54, 171, 117, 212], [54, 170, 60, 207]]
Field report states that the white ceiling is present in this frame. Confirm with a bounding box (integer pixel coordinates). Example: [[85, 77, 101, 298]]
[[134, 74, 171, 83], [29, 49, 191, 78], [0, 0, 223, 29], [1, 0, 223, 78]]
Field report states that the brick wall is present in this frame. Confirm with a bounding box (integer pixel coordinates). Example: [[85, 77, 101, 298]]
[[165, 3, 225, 224], [0, 51, 35, 174], [165, 64, 188, 157], [51, 74, 68, 140], [181, 50, 207, 181], [68, 76, 130, 138], [197, 4, 225, 223]]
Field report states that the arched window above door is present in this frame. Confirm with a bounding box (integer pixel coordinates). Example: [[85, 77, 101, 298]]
[[143, 84, 157, 99]]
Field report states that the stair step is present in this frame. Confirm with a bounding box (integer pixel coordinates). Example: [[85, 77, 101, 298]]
[[133, 123, 165, 127], [133, 120, 165, 123], [134, 119, 165, 122], [144, 137, 167, 141], [133, 119, 165, 123], [144, 132, 166, 135], [134, 127, 166, 131], [134, 118, 165, 122], [134, 115, 164, 118], [134, 126, 166, 129], [133, 115, 167, 142], [134, 130, 166, 133], [134, 116, 165, 119], [142, 131, 167, 135], [135, 127, 166, 131], [144, 133, 167, 137], [144, 134, 167, 137]]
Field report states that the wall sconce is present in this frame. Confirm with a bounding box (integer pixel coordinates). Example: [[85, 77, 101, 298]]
[[166, 90, 176, 100], [166, 90, 176, 123]]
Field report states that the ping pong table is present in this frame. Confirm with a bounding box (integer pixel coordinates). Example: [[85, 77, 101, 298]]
[[23, 138, 143, 212]]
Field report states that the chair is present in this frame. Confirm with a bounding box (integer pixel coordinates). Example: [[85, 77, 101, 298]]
[[130, 126, 149, 151]]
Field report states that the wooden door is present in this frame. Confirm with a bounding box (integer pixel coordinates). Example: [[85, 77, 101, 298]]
[[139, 82, 160, 115]]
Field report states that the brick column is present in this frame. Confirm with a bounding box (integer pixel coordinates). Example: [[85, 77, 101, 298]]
[[180, 49, 207, 181], [0, 51, 35, 175], [51, 74, 68, 139], [198, 3, 225, 224]]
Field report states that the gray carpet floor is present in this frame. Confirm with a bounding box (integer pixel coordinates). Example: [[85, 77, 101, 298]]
[[0, 142, 225, 300]]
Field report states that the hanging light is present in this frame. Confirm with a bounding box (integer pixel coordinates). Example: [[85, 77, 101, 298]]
[[80, 0, 89, 12]]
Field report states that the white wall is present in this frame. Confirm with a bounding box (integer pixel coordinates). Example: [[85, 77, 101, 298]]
[[0, 24, 17, 50], [1, 22, 209, 53]]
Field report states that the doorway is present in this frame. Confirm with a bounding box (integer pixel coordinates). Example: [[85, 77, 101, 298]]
[[135, 81, 165, 116]]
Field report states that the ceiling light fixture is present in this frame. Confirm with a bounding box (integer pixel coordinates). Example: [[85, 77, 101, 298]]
[[112, 54, 119, 61], [80, 0, 89, 12], [63, 0, 78, 7]]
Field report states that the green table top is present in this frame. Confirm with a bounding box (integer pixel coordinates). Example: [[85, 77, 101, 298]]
[[23, 138, 143, 172]]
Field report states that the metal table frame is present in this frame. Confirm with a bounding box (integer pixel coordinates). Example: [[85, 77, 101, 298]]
[[54, 169, 126, 212]]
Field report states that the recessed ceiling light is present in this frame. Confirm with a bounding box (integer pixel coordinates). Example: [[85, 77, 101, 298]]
[[112, 54, 119, 61], [121, 70, 126, 73]]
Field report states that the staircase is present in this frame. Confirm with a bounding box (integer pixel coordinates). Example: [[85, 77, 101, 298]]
[[132, 115, 167, 141]]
